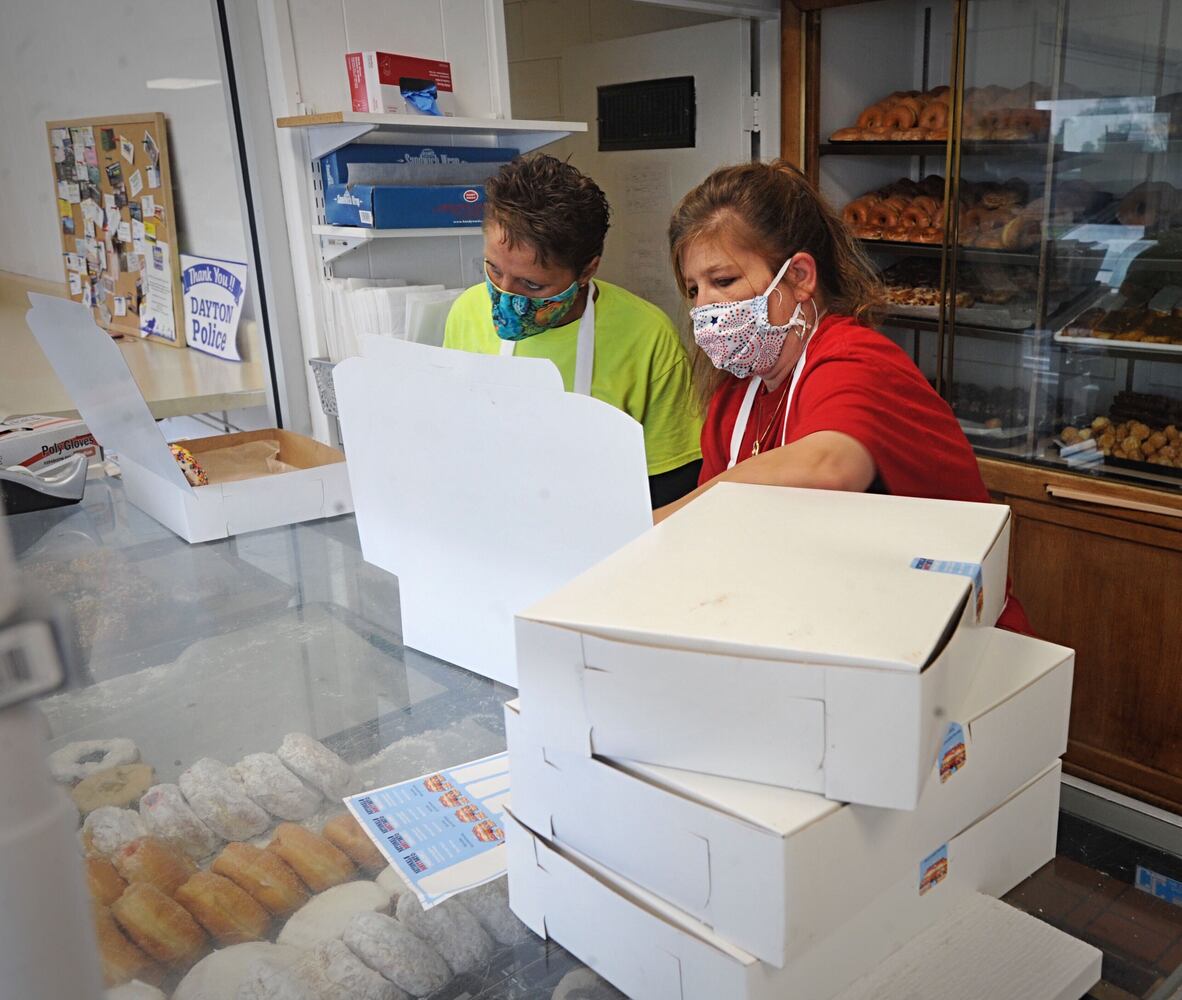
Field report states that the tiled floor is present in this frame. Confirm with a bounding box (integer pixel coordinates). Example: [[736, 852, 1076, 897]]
[[1005, 814, 1182, 998]]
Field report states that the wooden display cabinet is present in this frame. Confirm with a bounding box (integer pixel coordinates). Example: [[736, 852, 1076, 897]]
[[780, 0, 1182, 811]]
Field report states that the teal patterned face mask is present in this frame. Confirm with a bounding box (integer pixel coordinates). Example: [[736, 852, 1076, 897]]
[[486, 271, 581, 341]]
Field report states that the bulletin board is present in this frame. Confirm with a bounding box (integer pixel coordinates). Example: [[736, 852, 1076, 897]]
[[45, 113, 185, 347]]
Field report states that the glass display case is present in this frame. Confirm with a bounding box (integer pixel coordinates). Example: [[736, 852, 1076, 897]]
[[813, 0, 1182, 495]]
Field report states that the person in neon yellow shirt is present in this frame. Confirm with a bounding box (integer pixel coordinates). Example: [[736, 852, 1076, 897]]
[[443, 155, 702, 507]]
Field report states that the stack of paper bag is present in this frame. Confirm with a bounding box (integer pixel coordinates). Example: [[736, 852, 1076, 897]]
[[505, 483, 1086, 999]]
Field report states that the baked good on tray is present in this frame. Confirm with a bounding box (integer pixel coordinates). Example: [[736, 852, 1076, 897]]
[[1061, 415, 1182, 468]]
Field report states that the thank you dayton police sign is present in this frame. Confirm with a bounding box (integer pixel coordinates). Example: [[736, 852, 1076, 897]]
[[181, 254, 248, 361]]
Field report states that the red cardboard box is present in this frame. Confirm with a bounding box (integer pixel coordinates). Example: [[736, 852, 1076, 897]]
[[345, 51, 455, 115]]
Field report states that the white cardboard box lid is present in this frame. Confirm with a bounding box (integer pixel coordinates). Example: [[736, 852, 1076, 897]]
[[586, 627, 1072, 836], [520, 483, 1010, 672], [25, 294, 191, 491], [334, 337, 653, 687]]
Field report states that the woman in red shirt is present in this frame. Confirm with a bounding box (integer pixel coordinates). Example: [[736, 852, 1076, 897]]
[[656, 160, 1031, 633]]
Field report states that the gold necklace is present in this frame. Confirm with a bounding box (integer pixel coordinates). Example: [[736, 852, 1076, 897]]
[[751, 379, 791, 456]]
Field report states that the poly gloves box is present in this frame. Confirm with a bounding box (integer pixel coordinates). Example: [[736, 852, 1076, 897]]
[[320, 144, 515, 229], [346, 51, 455, 115], [507, 625, 1073, 967], [506, 760, 1061, 1000], [516, 483, 1011, 809], [0, 415, 98, 472], [24, 295, 353, 543]]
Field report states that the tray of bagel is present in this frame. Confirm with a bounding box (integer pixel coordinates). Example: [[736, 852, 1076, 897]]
[[828, 83, 1051, 147]]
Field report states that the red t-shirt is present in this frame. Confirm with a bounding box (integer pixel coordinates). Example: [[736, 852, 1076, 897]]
[[699, 313, 1032, 634]]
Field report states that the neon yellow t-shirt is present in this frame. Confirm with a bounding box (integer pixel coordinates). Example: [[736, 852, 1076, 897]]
[[443, 280, 702, 476]]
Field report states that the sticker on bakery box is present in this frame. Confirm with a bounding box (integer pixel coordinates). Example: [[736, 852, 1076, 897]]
[[939, 722, 967, 782], [910, 557, 985, 622], [1136, 865, 1182, 908], [181, 254, 247, 361], [344, 751, 511, 910], [919, 844, 949, 896]]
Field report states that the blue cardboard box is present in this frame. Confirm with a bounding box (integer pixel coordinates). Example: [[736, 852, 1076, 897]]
[[321, 144, 517, 229]]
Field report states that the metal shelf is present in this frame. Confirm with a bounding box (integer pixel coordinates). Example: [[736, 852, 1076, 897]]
[[276, 111, 587, 159], [311, 223, 483, 262]]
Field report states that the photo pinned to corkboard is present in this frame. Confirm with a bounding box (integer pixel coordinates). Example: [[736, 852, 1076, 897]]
[[46, 113, 184, 347]]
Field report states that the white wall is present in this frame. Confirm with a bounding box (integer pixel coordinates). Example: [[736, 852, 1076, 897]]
[[504, 0, 722, 119], [0, 0, 247, 285]]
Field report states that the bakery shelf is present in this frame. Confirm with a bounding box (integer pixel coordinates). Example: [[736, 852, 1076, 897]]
[[1053, 331, 1182, 361], [311, 224, 480, 261], [276, 110, 587, 159], [820, 139, 1073, 158]]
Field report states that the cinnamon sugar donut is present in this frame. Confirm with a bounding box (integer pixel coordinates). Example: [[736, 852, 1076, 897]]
[[87, 856, 128, 907], [175, 872, 271, 945], [322, 813, 387, 874], [93, 903, 162, 988], [857, 104, 888, 129], [111, 882, 208, 967], [268, 823, 356, 893], [212, 842, 310, 918], [919, 101, 949, 130], [113, 837, 198, 897], [843, 198, 873, 226]]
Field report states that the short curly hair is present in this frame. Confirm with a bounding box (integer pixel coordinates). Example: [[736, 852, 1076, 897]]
[[484, 154, 611, 274]]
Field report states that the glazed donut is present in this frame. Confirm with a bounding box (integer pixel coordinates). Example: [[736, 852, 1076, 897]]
[[267, 823, 356, 893], [276, 734, 352, 800], [93, 903, 162, 988], [870, 203, 901, 229], [322, 813, 387, 874], [212, 842, 310, 917], [138, 784, 222, 862], [912, 195, 940, 218], [111, 882, 208, 967], [898, 96, 924, 120], [853, 225, 884, 241], [919, 101, 949, 130], [829, 127, 865, 142], [49, 739, 140, 785], [928, 85, 951, 99], [174, 872, 271, 945], [87, 856, 129, 907], [916, 226, 945, 245], [113, 837, 198, 897], [901, 206, 933, 229], [883, 104, 918, 129], [169, 445, 208, 487], [884, 225, 914, 242], [1002, 215, 1042, 250], [857, 104, 888, 129], [864, 125, 893, 139], [842, 198, 874, 226], [72, 764, 155, 816]]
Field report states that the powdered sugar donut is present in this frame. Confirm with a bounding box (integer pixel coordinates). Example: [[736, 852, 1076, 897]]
[[300, 940, 405, 1000], [174, 942, 301, 1000], [49, 739, 140, 784], [232, 754, 322, 821], [236, 957, 313, 1000], [179, 759, 270, 842], [276, 734, 352, 800], [395, 893, 494, 974], [458, 877, 531, 946], [276, 881, 392, 950], [82, 806, 148, 857], [139, 783, 223, 861], [342, 911, 452, 997], [105, 981, 166, 1000]]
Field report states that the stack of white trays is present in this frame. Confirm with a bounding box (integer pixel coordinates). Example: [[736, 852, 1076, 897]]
[[505, 483, 1100, 999]]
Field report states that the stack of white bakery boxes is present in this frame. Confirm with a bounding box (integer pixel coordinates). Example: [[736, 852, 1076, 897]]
[[504, 483, 1079, 999]]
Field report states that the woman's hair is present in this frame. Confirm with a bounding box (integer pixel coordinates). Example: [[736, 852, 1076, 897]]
[[485, 154, 611, 276], [668, 160, 884, 406]]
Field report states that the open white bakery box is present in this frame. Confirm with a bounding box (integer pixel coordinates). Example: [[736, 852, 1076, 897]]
[[25, 295, 352, 543], [516, 483, 1012, 811]]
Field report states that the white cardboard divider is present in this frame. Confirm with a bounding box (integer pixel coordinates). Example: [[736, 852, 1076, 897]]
[[335, 337, 652, 685], [25, 294, 353, 543], [516, 483, 1011, 809], [506, 762, 1063, 1000], [507, 626, 1073, 967]]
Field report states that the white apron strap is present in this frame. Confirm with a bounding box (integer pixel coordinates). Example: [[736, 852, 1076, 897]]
[[727, 377, 762, 470]]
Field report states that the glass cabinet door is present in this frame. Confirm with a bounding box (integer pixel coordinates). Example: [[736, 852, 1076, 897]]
[[952, 0, 1182, 489]]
